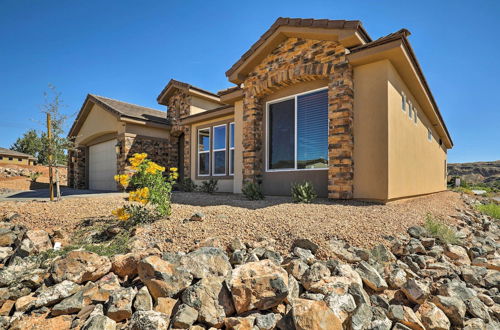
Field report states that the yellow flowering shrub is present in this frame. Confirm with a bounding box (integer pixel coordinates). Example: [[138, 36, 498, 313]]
[[112, 153, 177, 223]]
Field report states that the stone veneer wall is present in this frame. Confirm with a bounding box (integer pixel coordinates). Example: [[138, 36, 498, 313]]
[[166, 90, 191, 179], [242, 37, 354, 199], [116, 135, 170, 176], [67, 147, 87, 189]]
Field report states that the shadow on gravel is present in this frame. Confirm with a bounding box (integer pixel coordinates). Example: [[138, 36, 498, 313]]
[[171, 191, 378, 210]]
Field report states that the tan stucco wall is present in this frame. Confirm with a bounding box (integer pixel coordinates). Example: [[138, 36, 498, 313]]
[[189, 114, 235, 193], [75, 104, 124, 145], [387, 61, 448, 200], [125, 123, 169, 139], [0, 156, 30, 165], [233, 100, 244, 193], [190, 96, 223, 115], [353, 60, 390, 200]]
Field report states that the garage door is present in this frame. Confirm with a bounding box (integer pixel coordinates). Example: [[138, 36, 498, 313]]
[[89, 139, 117, 191]]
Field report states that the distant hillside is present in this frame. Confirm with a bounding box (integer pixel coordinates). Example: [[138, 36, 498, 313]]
[[448, 160, 500, 186]]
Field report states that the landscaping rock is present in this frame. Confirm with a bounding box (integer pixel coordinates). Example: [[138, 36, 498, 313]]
[[81, 314, 116, 330], [34, 280, 81, 308], [51, 251, 111, 284], [137, 255, 192, 299], [416, 301, 451, 330], [401, 278, 430, 304], [105, 287, 136, 322], [180, 247, 232, 279], [388, 305, 425, 330], [181, 276, 235, 326], [356, 261, 387, 292], [171, 304, 198, 328], [154, 297, 177, 316], [293, 238, 319, 254], [291, 298, 342, 330], [133, 286, 153, 312], [24, 229, 52, 253], [129, 310, 169, 330], [431, 295, 466, 327], [230, 259, 288, 314]]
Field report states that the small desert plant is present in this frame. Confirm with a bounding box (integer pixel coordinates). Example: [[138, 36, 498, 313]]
[[111, 153, 178, 224], [242, 182, 264, 200], [476, 203, 500, 220], [291, 181, 317, 203], [178, 177, 197, 192], [424, 213, 460, 244], [200, 179, 218, 194], [29, 171, 42, 183]]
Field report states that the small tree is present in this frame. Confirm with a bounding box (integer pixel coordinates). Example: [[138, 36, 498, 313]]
[[38, 85, 73, 166], [11, 129, 42, 159]]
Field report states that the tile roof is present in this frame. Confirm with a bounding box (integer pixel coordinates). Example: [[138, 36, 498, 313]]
[[0, 147, 36, 159], [89, 94, 168, 125]]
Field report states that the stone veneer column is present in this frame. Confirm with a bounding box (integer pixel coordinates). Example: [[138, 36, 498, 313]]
[[73, 146, 87, 189], [328, 64, 354, 199], [241, 89, 263, 184]]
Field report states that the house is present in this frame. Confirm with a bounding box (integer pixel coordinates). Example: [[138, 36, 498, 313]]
[[68, 17, 452, 202], [0, 147, 37, 165]]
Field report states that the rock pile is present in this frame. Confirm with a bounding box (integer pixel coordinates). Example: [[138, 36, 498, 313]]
[[0, 167, 33, 179], [0, 200, 498, 329]]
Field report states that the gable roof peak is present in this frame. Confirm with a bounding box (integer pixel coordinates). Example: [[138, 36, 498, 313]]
[[156, 79, 221, 105]]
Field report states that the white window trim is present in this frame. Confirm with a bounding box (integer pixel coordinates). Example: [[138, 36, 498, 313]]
[[413, 106, 418, 125], [408, 101, 413, 119], [212, 124, 227, 176], [402, 93, 406, 112], [229, 122, 235, 176], [265, 87, 329, 173], [197, 128, 211, 177], [427, 127, 433, 142]]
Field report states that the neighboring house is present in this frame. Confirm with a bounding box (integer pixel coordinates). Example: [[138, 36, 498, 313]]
[[0, 147, 37, 165], [68, 17, 453, 202]]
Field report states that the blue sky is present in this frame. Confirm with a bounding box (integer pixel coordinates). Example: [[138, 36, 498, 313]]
[[0, 0, 498, 163]]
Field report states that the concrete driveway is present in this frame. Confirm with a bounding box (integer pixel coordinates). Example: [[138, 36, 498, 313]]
[[0, 187, 124, 202]]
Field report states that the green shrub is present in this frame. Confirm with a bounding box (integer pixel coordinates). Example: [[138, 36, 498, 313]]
[[178, 177, 197, 192], [476, 203, 500, 220], [200, 179, 218, 194], [452, 186, 473, 195], [291, 181, 317, 203], [242, 182, 264, 200], [424, 213, 460, 244], [29, 172, 42, 183]]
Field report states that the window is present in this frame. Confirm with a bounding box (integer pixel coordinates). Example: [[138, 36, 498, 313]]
[[212, 125, 227, 176], [402, 93, 406, 112], [428, 128, 432, 141], [408, 101, 413, 119], [229, 122, 235, 175], [198, 128, 210, 176], [18, 158, 22, 162], [8, 157, 13, 161], [413, 107, 418, 124], [267, 88, 328, 171]]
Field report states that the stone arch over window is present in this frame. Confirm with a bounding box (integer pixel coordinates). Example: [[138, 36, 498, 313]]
[[241, 38, 354, 199]]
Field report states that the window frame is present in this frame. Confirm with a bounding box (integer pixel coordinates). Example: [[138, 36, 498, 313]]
[[402, 93, 407, 112], [413, 106, 418, 125], [229, 122, 235, 176], [212, 124, 227, 177], [197, 127, 211, 177], [427, 127, 433, 142], [265, 87, 329, 173]]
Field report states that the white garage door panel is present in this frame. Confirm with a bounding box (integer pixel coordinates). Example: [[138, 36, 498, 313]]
[[89, 139, 117, 191]]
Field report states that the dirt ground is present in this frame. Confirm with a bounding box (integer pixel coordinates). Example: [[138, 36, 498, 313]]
[[0, 164, 67, 191], [0, 190, 465, 257]]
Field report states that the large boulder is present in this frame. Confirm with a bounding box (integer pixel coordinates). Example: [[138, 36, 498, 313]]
[[181, 276, 235, 327], [111, 250, 159, 278], [356, 261, 387, 292], [180, 247, 232, 279], [25, 229, 52, 253], [230, 260, 288, 314], [51, 251, 111, 284], [431, 295, 466, 327], [34, 280, 81, 308], [105, 287, 137, 322], [417, 301, 451, 330], [129, 310, 169, 330], [137, 255, 192, 299], [291, 298, 342, 330]]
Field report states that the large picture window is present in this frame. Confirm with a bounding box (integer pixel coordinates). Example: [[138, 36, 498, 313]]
[[267, 88, 328, 171], [198, 128, 210, 176]]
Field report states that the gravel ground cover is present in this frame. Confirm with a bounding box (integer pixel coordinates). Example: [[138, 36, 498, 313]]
[[0, 191, 464, 257]]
